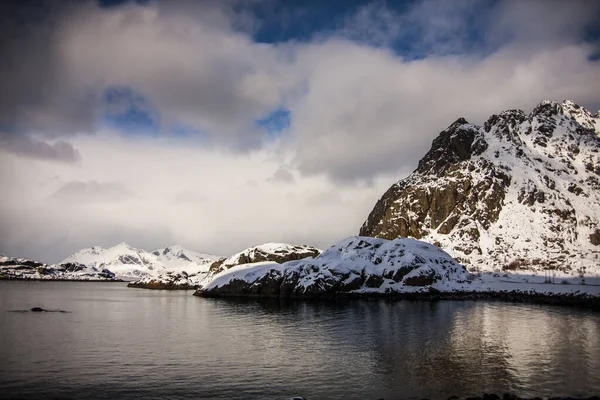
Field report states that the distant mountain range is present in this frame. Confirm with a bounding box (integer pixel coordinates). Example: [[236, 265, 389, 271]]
[[60, 243, 220, 281], [1, 242, 322, 286]]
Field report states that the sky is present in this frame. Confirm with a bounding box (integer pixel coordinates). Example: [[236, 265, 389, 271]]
[[1, 0, 600, 263]]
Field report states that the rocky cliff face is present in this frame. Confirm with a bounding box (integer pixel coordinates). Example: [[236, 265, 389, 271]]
[[360, 100, 600, 273]]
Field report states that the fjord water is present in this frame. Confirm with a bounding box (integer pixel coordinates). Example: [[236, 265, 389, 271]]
[[0, 282, 598, 400]]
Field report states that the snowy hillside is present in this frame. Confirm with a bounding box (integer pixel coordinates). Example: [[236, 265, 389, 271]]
[[197, 236, 471, 297], [62, 243, 218, 281], [0, 255, 117, 281], [196, 236, 600, 300], [360, 100, 600, 276]]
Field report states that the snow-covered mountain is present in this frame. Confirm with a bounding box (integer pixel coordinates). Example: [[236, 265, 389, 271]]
[[360, 100, 600, 275], [61, 243, 219, 281], [0, 255, 117, 281], [129, 242, 321, 289], [151, 245, 220, 274], [196, 236, 600, 300]]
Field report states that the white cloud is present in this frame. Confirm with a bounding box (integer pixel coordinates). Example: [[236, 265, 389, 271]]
[[0, 133, 393, 262], [0, 0, 599, 261]]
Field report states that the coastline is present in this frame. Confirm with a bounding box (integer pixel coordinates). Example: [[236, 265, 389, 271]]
[[0, 277, 124, 283], [195, 288, 600, 309], [127, 282, 196, 290]]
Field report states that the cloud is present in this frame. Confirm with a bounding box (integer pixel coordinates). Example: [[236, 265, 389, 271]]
[[0, 134, 81, 164], [268, 166, 295, 184], [0, 134, 393, 262], [172, 191, 207, 204], [0, 0, 599, 262], [288, 40, 600, 183], [50, 181, 134, 204]]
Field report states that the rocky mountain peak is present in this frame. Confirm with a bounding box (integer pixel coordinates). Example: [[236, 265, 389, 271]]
[[360, 99, 600, 273], [416, 118, 479, 175]]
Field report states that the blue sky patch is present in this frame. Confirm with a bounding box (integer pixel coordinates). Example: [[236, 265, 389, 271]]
[[256, 108, 291, 140], [102, 86, 159, 136]]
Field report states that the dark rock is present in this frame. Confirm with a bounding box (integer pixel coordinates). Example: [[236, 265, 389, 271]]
[[404, 273, 437, 286], [364, 274, 385, 288], [30, 307, 45, 312], [483, 394, 501, 400], [590, 229, 600, 246]]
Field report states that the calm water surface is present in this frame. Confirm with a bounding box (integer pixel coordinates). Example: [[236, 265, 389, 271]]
[[0, 281, 599, 400]]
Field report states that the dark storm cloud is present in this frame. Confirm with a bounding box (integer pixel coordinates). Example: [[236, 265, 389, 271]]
[[0, 134, 81, 164], [0, 1, 99, 136], [0, 0, 291, 148]]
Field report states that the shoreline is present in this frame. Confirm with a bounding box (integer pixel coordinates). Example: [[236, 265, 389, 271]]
[[0, 277, 124, 283], [127, 282, 196, 290], [195, 289, 600, 309], [1, 278, 597, 309]]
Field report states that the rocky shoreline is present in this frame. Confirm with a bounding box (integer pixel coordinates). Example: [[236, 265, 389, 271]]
[[348, 395, 600, 400], [195, 288, 600, 309], [127, 281, 196, 290]]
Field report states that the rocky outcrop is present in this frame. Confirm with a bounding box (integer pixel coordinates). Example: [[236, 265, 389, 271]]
[[195, 237, 471, 298], [207, 243, 321, 274], [360, 100, 600, 273], [127, 271, 197, 290]]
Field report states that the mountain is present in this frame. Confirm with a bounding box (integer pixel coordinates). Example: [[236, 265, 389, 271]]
[[129, 242, 321, 289], [151, 245, 220, 274], [360, 100, 600, 275], [196, 237, 470, 298], [62, 243, 218, 281], [0, 255, 118, 281]]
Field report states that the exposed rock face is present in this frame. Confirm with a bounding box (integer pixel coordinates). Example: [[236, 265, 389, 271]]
[[195, 237, 471, 298], [360, 100, 600, 273], [0, 256, 118, 281]]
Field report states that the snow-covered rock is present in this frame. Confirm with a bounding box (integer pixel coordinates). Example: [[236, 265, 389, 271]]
[[360, 100, 600, 275], [128, 271, 198, 290], [62, 243, 219, 281], [0, 255, 118, 281], [195, 236, 600, 302], [196, 237, 471, 297], [208, 243, 322, 274]]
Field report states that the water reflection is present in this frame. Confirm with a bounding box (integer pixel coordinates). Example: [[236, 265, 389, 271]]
[[0, 282, 598, 400]]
